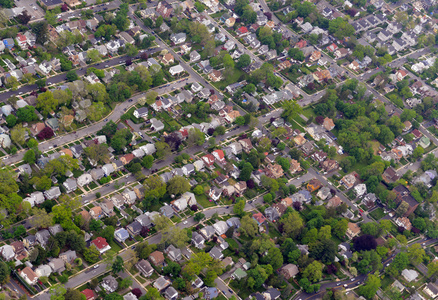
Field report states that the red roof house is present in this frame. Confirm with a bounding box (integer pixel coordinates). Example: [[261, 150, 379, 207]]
[[82, 289, 96, 300], [202, 154, 215, 167], [212, 150, 225, 163], [327, 43, 338, 52], [295, 40, 307, 49], [253, 212, 267, 225], [237, 26, 248, 35], [412, 129, 422, 139], [90, 237, 111, 254]]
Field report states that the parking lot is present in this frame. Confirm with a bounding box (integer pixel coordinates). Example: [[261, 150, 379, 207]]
[[15, 0, 45, 20]]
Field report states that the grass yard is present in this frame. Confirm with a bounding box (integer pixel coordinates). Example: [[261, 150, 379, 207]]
[[268, 223, 281, 238], [213, 68, 248, 90], [226, 238, 240, 250], [136, 276, 146, 284], [196, 194, 215, 208], [369, 207, 385, 220]]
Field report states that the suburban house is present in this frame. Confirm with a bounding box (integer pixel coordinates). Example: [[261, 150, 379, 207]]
[[90, 237, 111, 254]]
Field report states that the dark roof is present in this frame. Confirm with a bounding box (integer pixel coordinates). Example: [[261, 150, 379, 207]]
[[393, 185, 418, 208], [40, 0, 62, 6]]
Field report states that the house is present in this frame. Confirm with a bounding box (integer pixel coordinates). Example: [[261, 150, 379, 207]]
[[327, 196, 342, 208], [232, 268, 247, 280], [311, 151, 327, 163], [354, 183, 367, 197], [165, 245, 182, 261], [213, 221, 229, 235], [169, 64, 184, 76], [323, 117, 335, 131], [102, 275, 118, 293], [154, 276, 171, 291], [236, 26, 249, 36], [307, 179, 322, 192], [36, 229, 51, 248], [0, 245, 14, 261], [49, 224, 63, 236], [149, 251, 165, 266], [362, 193, 377, 209], [393, 185, 419, 217], [321, 159, 339, 173], [423, 283, 438, 298], [192, 232, 206, 248], [209, 246, 224, 260], [35, 265, 52, 277], [340, 173, 356, 189], [209, 70, 223, 82], [280, 264, 299, 280], [49, 258, 65, 273], [334, 48, 349, 59], [90, 206, 103, 220], [114, 228, 129, 243], [59, 250, 77, 264], [253, 212, 266, 225], [63, 178, 77, 193], [20, 267, 38, 285], [396, 217, 412, 230], [200, 225, 215, 240], [419, 136, 430, 148], [164, 287, 178, 300], [160, 205, 175, 218], [82, 289, 96, 300], [156, 0, 173, 18], [91, 237, 111, 254], [133, 107, 149, 119], [317, 187, 331, 200], [264, 163, 284, 179], [190, 51, 201, 62], [402, 269, 419, 282], [346, 222, 361, 239], [170, 33, 186, 45], [396, 69, 408, 81], [382, 167, 399, 183], [265, 207, 280, 222], [44, 186, 61, 200], [136, 259, 154, 277]]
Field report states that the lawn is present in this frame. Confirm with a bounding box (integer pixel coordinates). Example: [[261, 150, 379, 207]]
[[226, 238, 240, 250], [196, 194, 215, 208], [369, 207, 385, 220], [268, 223, 281, 238], [136, 276, 146, 284], [213, 68, 248, 91]]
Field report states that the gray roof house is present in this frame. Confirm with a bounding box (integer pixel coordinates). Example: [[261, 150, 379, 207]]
[[90, 168, 104, 181], [36, 229, 51, 248], [209, 246, 224, 260], [165, 245, 182, 261], [49, 258, 65, 273], [136, 259, 154, 277], [160, 205, 175, 218], [226, 217, 241, 228], [192, 232, 205, 249], [102, 275, 118, 293], [265, 206, 280, 222], [49, 224, 63, 236], [164, 286, 178, 300], [200, 225, 215, 240], [63, 178, 77, 193], [154, 276, 171, 291], [213, 221, 229, 236], [127, 221, 143, 237], [59, 250, 77, 264], [114, 228, 130, 243], [44, 186, 61, 200]]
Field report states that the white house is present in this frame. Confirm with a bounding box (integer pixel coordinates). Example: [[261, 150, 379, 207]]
[[169, 64, 185, 76]]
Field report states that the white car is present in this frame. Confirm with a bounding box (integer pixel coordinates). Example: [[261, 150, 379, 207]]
[[183, 221, 188, 224], [93, 264, 99, 269]]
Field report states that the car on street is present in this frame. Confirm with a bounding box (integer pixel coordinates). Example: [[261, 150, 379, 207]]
[[104, 119, 108, 122], [351, 278, 355, 282], [128, 99, 133, 102], [94, 265, 99, 269], [105, 184, 110, 187], [228, 289, 233, 294], [183, 221, 188, 224]]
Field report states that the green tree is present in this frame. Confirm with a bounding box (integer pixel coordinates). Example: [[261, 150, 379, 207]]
[[23, 149, 36, 164], [233, 198, 246, 217], [0, 262, 10, 284], [187, 128, 205, 146], [66, 70, 78, 81], [302, 261, 323, 282], [36, 91, 58, 117], [280, 211, 303, 238], [84, 246, 100, 263], [237, 54, 251, 68], [167, 176, 190, 196], [407, 243, 425, 265], [239, 215, 258, 237], [240, 162, 254, 181], [358, 274, 381, 300]]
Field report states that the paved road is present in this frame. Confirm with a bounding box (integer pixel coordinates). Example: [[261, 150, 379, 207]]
[[0, 47, 161, 101]]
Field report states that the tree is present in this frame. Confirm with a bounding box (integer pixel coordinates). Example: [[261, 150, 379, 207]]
[[64, 288, 84, 300], [66, 70, 78, 82], [329, 18, 355, 39], [155, 142, 171, 159], [392, 252, 409, 271], [105, 294, 123, 300], [233, 198, 246, 217], [240, 162, 254, 181], [11, 124, 28, 146], [17, 10, 31, 24], [395, 201, 409, 217], [84, 143, 109, 165], [167, 176, 190, 196], [280, 211, 303, 238], [36, 91, 58, 117], [358, 274, 381, 300], [16, 106, 38, 123], [145, 90, 158, 105], [302, 261, 323, 282], [30, 208, 53, 228], [187, 128, 205, 146], [239, 215, 258, 237], [119, 277, 132, 289], [282, 100, 302, 123], [84, 246, 100, 263], [32, 21, 48, 44], [237, 54, 251, 68], [0, 262, 10, 284], [413, 146, 424, 159], [142, 155, 154, 169], [407, 243, 425, 265], [354, 234, 377, 251], [5, 115, 16, 128], [264, 247, 283, 270]]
